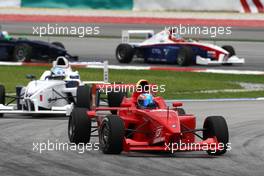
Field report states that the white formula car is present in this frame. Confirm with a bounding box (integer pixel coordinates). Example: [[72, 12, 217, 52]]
[[116, 29, 245, 66], [0, 56, 108, 117]]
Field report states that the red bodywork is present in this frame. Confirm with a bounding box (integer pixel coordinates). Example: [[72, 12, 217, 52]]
[[88, 83, 220, 153]]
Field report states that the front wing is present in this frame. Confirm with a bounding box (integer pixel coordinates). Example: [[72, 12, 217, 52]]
[[0, 104, 73, 116], [196, 54, 245, 65]]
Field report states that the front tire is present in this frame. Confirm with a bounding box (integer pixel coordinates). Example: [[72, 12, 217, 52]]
[[203, 116, 229, 155], [116, 44, 134, 63], [222, 45, 235, 57], [177, 46, 194, 66], [99, 115, 125, 154], [13, 43, 32, 62], [68, 108, 91, 144], [222, 45, 235, 66], [0, 85, 5, 117]]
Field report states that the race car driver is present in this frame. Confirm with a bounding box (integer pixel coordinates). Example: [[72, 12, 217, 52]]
[[137, 93, 157, 109]]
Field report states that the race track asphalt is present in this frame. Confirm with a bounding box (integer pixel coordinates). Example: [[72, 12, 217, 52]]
[[0, 100, 263, 176], [11, 35, 264, 71], [1, 22, 264, 71]]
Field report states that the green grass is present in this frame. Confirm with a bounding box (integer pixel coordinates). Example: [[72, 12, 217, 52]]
[[1, 65, 264, 99]]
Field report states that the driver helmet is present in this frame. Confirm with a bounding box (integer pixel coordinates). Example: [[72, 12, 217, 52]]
[[137, 93, 155, 109], [51, 67, 66, 80], [1, 31, 11, 40]]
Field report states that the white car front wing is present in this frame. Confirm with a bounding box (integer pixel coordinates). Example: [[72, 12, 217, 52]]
[[0, 104, 73, 116], [196, 54, 245, 65]]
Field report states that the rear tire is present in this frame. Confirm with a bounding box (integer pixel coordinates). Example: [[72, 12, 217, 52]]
[[52, 42, 65, 49], [76, 85, 91, 109], [203, 116, 229, 155], [107, 91, 126, 114], [13, 43, 32, 62], [177, 46, 194, 66], [0, 85, 5, 117], [68, 108, 91, 144], [99, 115, 125, 154], [116, 44, 134, 63]]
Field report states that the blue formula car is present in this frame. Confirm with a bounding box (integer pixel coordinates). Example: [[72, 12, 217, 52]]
[[0, 31, 77, 62], [115, 29, 244, 66]]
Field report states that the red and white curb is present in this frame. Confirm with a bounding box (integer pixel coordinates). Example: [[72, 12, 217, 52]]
[[240, 0, 264, 13], [0, 61, 264, 75]]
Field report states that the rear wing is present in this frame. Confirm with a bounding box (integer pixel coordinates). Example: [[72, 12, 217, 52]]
[[122, 30, 154, 43]]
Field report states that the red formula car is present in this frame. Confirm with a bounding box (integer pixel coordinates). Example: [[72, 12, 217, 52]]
[[68, 80, 229, 155]]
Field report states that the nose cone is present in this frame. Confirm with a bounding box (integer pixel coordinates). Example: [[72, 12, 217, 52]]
[[148, 110, 181, 133]]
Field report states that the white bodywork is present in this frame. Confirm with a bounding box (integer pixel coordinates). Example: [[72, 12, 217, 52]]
[[0, 57, 109, 116], [121, 29, 245, 65]]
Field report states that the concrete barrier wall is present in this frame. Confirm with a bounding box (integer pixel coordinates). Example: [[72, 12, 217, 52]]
[[134, 0, 241, 11]]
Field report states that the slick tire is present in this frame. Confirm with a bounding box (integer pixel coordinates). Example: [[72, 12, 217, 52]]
[[13, 43, 32, 62], [116, 44, 134, 63], [203, 116, 229, 155], [177, 46, 194, 66], [68, 108, 91, 144], [222, 45, 235, 57], [107, 91, 126, 115], [99, 115, 125, 154], [76, 85, 92, 109], [222, 45, 236, 66]]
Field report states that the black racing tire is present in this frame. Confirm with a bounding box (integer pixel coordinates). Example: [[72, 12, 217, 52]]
[[0, 85, 5, 117], [76, 85, 91, 109], [12, 43, 32, 62], [52, 42, 65, 49], [203, 116, 229, 156], [222, 45, 235, 57], [68, 108, 91, 144], [107, 91, 126, 115], [176, 46, 194, 66], [99, 115, 125, 154], [173, 108, 186, 116], [116, 44, 134, 63], [222, 45, 235, 66]]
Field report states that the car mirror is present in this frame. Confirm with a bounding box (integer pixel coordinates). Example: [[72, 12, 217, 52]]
[[172, 102, 183, 107], [26, 74, 36, 80]]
